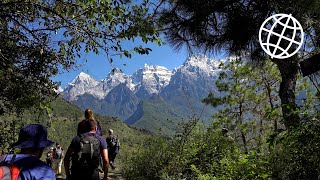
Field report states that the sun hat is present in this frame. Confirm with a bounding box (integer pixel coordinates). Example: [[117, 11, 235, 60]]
[[108, 129, 113, 134], [11, 124, 54, 149]]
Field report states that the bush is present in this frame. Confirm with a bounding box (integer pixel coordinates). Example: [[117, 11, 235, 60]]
[[270, 120, 320, 179], [123, 121, 271, 179]]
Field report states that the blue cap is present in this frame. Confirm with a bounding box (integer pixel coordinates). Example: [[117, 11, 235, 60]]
[[12, 124, 54, 149]]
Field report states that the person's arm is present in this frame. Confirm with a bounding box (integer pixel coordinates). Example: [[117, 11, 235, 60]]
[[62, 148, 65, 158], [101, 148, 109, 180], [77, 121, 82, 136], [64, 146, 74, 180], [96, 120, 103, 136]]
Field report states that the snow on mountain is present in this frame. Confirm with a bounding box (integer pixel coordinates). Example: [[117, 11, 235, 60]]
[[62, 72, 101, 101], [61, 54, 226, 128], [132, 64, 172, 96], [177, 54, 222, 77], [62, 54, 224, 103], [54, 86, 64, 94], [162, 54, 223, 99], [99, 68, 135, 94]]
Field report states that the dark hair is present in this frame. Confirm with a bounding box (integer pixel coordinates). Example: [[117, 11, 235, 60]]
[[84, 119, 97, 131], [85, 109, 94, 120]]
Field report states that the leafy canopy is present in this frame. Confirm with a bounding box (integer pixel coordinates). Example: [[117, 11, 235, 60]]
[[0, 0, 162, 114]]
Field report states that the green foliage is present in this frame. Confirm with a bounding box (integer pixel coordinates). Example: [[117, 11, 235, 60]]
[[0, 0, 162, 115], [203, 59, 281, 152], [270, 119, 320, 179], [161, 0, 320, 129], [0, 96, 152, 174], [123, 119, 271, 179], [123, 59, 320, 179], [128, 96, 182, 135], [217, 149, 271, 179]]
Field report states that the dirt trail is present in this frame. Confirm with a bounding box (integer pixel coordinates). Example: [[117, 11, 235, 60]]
[[108, 168, 125, 180], [56, 168, 125, 180]]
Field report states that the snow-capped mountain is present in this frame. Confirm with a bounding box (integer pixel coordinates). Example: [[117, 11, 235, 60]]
[[61, 54, 224, 132], [132, 64, 172, 97], [62, 72, 100, 101], [94, 68, 135, 98], [161, 54, 222, 99]]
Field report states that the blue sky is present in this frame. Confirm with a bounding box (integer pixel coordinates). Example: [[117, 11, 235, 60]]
[[52, 40, 226, 88], [52, 42, 188, 88]]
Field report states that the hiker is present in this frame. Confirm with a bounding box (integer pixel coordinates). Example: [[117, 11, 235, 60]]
[[106, 129, 120, 169], [64, 119, 109, 180], [53, 142, 64, 174], [78, 109, 102, 136], [46, 147, 54, 167], [0, 124, 55, 179]]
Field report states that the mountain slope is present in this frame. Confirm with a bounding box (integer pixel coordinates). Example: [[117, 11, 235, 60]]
[[60, 54, 225, 133], [43, 97, 152, 148], [125, 95, 183, 134]]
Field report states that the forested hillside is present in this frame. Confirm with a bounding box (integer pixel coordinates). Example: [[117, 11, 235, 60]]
[[122, 60, 320, 179], [0, 97, 152, 169]]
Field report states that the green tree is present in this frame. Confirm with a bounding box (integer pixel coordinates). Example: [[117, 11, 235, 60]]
[[160, 0, 320, 128], [0, 0, 162, 115], [203, 59, 281, 152]]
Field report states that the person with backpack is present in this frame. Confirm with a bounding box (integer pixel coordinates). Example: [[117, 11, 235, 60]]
[[52, 142, 64, 174], [64, 119, 109, 180], [0, 124, 55, 180], [106, 129, 120, 169], [77, 109, 103, 136]]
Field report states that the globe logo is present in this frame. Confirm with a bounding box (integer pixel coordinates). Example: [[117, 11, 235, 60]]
[[259, 13, 304, 59]]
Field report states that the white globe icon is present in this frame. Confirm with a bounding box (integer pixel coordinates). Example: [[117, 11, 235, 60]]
[[259, 13, 304, 59]]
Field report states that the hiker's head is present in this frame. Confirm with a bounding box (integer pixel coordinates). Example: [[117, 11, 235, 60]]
[[84, 119, 97, 132], [56, 143, 61, 148], [12, 124, 54, 158], [108, 129, 113, 135], [85, 109, 94, 120]]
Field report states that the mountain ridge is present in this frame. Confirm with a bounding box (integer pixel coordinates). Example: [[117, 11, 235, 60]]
[[61, 54, 225, 133]]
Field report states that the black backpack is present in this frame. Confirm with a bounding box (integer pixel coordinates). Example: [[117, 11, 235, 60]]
[[72, 134, 100, 170], [109, 136, 120, 148]]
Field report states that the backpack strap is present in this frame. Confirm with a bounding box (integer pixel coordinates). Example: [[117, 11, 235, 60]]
[[10, 164, 19, 180], [0, 153, 20, 180]]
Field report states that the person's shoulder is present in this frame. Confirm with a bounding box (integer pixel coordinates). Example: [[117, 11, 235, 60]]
[[71, 135, 81, 144], [8, 154, 52, 169], [95, 134, 107, 145], [23, 159, 55, 179], [78, 119, 87, 125]]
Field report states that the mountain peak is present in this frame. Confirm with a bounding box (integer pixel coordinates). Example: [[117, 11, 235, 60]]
[[101, 68, 135, 93], [142, 64, 169, 71], [110, 68, 123, 75], [70, 72, 98, 85], [132, 64, 172, 96], [79, 71, 90, 77], [183, 54, 212, 66], [175, 54, 222, 75], [62, 72, 100, 101]]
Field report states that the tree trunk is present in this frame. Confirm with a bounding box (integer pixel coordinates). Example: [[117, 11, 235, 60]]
[[273, 57, 300, 128], [265, 81, 277, 132]]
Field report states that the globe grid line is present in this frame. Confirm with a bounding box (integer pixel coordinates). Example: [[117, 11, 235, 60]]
[[279, 15, 298, 57], [261, 43, 290, 55], [265, 15, 283, 58], [261, 28, 301, 45], [272, 17, 301, 30], [259, 13, 304, 59], [271, 14, 292, 57]]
